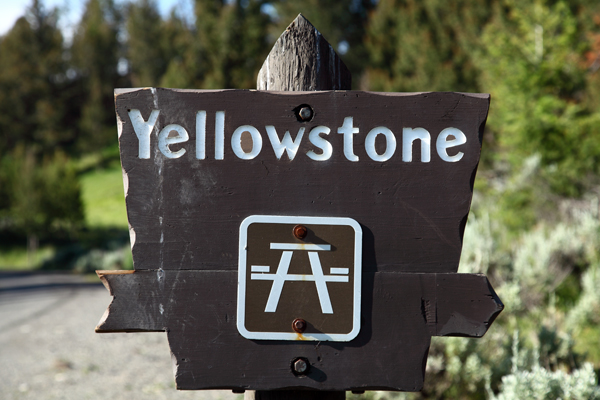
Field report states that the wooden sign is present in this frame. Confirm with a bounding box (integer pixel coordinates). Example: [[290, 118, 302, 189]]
[[96, 88, 503, 392]]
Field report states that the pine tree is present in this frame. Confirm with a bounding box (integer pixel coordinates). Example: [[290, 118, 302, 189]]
[[70, 0, 123, 151], [3, 147, 84, 262], [0, 0, 71, 155], [192, 0, 271, 89], [159, 10, 198, 88], [126, 0, 168, 87], [363, 0, 495, 92]]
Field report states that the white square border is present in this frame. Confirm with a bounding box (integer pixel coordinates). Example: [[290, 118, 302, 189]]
[[237, 215, 362, 341]]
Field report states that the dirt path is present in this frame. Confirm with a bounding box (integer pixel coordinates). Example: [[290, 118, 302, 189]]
[[0, 272, 241, 400]]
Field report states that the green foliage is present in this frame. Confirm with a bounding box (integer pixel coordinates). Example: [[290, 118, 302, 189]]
[[157, 11, 198, 88], [0, 0, 74, 156], [443, 175, 600, 398], [0, 147, 83, 238], [125, 0, 168, 87], [71, 0, 124, 151], [476, 0, 600, 195], [494, 363, 600, 400], [490, 333, 600, 400], [364, 0, 494, 92], [155, 0, 272, 89], [194, 0, 271, 89]]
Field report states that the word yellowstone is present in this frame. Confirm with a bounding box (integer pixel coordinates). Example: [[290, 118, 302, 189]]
[[129, 109, 468, 163]]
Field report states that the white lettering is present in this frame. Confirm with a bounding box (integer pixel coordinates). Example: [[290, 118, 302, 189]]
[[266, 126, 305, 160], [436, 127, 467, 162], [129, 110, 468, 163], [196, 111, 206, 159], [365, 127, 396, 162], [232, 125, 262, 160], [215, 111, 225, 160], [337, 117, 359, 162], [402, 127, 431, 162], [129, 109, 159, 159], [158, 124, 188, 159], [306, 126, 333, 161]]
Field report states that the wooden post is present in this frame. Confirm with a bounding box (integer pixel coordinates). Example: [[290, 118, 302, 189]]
[[256, 14, 351, 91], [248, 13, 350, 400]]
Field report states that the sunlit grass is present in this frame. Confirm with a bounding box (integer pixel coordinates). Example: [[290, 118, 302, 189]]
[[0, 245, 55, 270], [80, 161, 128, 229]]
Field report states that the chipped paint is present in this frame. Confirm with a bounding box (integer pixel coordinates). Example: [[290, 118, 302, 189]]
[[128, 223, 136, 249], [157, 268, 165, 292], [116, 111, 124, 138], [151, 87, 158, 109], [121, 167, 129, 198]]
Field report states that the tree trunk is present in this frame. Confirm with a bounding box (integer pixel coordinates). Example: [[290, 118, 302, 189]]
[[27, 233, 38, 268]]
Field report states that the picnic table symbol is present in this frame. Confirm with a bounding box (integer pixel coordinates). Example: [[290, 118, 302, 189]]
[[250, 242, 350, 314]]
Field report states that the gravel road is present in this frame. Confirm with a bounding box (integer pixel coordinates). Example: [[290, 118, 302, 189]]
[[0, 272, 242, 400]]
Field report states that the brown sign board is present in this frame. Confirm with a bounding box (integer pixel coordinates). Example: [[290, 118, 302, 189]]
[[97, 88, 503, 392]]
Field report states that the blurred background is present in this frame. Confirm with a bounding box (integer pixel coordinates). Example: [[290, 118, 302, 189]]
[[0, 0, 599, 398]]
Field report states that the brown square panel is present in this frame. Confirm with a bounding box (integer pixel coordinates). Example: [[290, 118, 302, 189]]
[[237, 215, 362, 341]]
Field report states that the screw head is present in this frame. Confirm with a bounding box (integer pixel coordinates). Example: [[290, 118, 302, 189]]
[[293, 225, 308, 240], [292, 358, 309, 375], [292, 318, 307, 333], [299, 106, 313, 121]]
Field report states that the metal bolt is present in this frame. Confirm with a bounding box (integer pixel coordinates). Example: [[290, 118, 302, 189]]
[[292, 358, 309, 375], [299, 106, 313, 121], [292, 318, 307, 333], [293, 225, 308, 240]]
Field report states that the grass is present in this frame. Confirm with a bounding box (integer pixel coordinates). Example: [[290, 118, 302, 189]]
[[79, 160, 128, 229]]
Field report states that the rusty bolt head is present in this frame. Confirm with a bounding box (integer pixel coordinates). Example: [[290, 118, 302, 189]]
[[299, 106, 313, 121], [292, 318, 307, 333], [293, 225, 308, 240], [292, 358, 309, 375]]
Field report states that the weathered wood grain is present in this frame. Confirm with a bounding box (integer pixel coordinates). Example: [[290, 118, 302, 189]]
[[96, 269, 503, 391], [257, 14, 351, 91]]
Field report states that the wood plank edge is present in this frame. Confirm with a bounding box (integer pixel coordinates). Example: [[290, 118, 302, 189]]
[[96, 269, 134, 295]]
